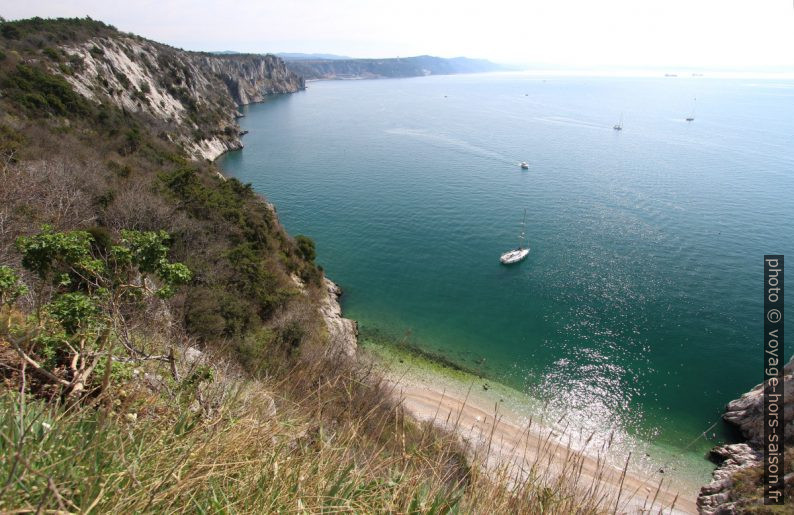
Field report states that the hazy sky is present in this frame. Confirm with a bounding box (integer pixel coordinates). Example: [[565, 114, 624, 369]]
[[4, 0, 794, 68]]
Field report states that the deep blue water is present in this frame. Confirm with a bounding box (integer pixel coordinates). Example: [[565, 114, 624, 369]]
[[220, 73, 794, 477]]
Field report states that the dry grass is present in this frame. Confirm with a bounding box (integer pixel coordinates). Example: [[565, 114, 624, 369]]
[[0, 332, 674, 514]]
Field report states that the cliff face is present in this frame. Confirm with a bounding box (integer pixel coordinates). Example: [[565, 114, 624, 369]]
[[320, 278, 358, 357], [54, 35, 303, 160], [697, 356, 793, 513], [197, 54, 304, 105]]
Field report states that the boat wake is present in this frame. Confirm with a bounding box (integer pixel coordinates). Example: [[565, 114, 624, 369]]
[[535, 116, 606, 130], [385, 128, 516, 166]]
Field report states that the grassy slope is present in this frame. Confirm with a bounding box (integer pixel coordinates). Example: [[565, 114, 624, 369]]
[[0, 18, 623, 513]]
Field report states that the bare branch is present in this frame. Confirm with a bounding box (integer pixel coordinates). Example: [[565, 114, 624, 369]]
[[9, 336, 69, 386]]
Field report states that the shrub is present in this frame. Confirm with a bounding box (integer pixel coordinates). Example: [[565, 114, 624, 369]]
[[0, 124, 24, 166], [0, 265, 28, 306], [42, 47, 60, 60], [8, 226, 191, 399], [2, 63, 90, 117], [185, 287, 228, 338], [1, 24, 20, 40], [295, 235, 316, 262]]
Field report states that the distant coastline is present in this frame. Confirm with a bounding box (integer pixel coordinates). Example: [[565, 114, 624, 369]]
[[282, 54, 508, 81]]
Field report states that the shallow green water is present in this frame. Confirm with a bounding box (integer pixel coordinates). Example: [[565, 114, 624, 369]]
[[220, 73, 794, 481]]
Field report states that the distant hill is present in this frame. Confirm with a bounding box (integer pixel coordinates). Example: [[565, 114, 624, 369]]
[[285, 55, 507, 80], [277, 52, 352, 61]]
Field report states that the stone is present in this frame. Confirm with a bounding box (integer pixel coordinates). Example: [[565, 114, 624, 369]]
[[697, 355, 793, 513], [319, 278, 358, 357], [183, 346, 204, 364]]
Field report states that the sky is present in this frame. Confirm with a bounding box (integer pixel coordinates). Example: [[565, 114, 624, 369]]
[[3, 0, 794, 69]]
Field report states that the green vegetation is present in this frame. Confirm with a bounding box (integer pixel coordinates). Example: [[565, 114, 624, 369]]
[[725, 448, 794, 513], [5, 226, 190, 400], [2, 63, 90, 116], [0, 17, 116, 45], [0, 17, 634, 514]]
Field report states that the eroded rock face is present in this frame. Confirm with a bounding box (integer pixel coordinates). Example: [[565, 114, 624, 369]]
[[320, 278, 358, 357], [196, 54, 304, 105], [55, 36, 304, 161], [697, 356, 793, 514], [722, 357, 794, 446], [697, 444, 762, 514]]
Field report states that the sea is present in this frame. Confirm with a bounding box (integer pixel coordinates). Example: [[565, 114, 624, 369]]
[[219, 71, 794, 486]]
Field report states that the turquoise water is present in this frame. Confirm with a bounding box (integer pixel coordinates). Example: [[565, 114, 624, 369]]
[[220, 73, 794, 478]]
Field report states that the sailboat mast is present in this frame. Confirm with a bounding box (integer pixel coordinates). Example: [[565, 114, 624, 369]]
[[519, 208, 527, 249]]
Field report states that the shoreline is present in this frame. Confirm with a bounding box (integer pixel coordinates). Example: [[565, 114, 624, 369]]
[[214, 82, 709, 513], [361, 339, 703, 514]]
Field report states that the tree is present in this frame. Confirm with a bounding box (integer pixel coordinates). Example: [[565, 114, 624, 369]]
[[5, 226, 191, 400], [295, 235, 316, 262]]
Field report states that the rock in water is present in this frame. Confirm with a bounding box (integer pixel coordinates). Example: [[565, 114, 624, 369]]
[[697, 356, 793, 514], [722, 357, 794, 445]]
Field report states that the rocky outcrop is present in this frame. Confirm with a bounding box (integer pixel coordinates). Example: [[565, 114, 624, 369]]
[[196, 54, 304, 105], [320, 278, 358, 357], [697, 444, 763, 514], [54, 35, 303, 161], [721, 357, 794, 446], [697, 356, 794, 513]]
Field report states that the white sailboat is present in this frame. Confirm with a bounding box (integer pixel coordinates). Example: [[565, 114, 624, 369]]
[[613, 112, 623, 131], [500, 209, 530, 264], [686, 98, 696, 122]]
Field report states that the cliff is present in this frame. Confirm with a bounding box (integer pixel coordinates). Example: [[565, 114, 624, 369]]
[[697, 356, 794, 513], [320, 278, 358, 357], [48, 32, 303, 160], [284, 55, 505, 80], [195, 53, 304, 105]]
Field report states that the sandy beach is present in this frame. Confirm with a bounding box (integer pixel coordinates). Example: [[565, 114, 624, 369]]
[[377, 358, 699, 514]]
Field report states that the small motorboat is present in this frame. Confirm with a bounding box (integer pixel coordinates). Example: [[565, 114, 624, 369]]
[[520, 161, 529, 169]]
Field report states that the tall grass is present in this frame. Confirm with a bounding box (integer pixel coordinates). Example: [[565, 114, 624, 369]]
[[0, 343, 673, 513]]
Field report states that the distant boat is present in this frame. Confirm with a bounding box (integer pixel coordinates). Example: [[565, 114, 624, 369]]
[[520, 161, 529, 169], [613, 112, 623, 131], [686, 98, 696, 122], [500, 209, 530, 265]]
